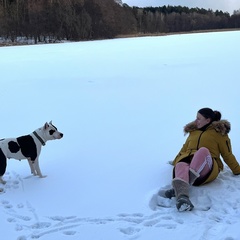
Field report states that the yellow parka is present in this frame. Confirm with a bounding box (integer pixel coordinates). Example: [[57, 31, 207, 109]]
[[172, 120, 240, 185]]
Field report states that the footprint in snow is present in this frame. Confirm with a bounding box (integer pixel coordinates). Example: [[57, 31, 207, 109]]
[[0, 171, 22, 192], [63, 230, 77, 235], [119, 227, 141, 235]]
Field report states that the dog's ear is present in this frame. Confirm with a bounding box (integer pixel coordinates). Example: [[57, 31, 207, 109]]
[[49, 120, 52, 125], [44, 122, 49, 129]]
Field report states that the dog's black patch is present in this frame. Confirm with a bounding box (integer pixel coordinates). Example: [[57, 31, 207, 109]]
[[8, 141, 20, 153], [49, 129, 55, 135], [0, 148, 7, 176], [17, 135, 37, 161]]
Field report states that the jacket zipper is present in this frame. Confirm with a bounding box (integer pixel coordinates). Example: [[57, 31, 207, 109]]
[[226, 140, 231, 152], [188, 131, 204, 157]]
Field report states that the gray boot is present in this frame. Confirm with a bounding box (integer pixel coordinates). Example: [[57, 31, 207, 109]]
[[172, 178, 194, 211], [189, 168, 200, 185], [164, 169, 199, 199], [164, 188, 175, 199]]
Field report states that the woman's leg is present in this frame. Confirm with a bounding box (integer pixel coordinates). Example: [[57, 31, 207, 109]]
[[190, 147, 213, 181], [175, 162, 190, 182], [165, 161, 190, 198], [172, 162, 194, 211]]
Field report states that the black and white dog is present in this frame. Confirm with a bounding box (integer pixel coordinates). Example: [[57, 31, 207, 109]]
[[0, 121, 63, 185]]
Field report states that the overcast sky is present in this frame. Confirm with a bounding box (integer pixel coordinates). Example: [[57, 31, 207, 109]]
[[123, 0, 240, 14]]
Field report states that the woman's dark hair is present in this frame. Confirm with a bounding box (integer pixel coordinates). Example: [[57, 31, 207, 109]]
[[198, 108, 221, 122]]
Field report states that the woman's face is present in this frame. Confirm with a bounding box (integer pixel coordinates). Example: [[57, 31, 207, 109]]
[[195, 112, 211, 129]]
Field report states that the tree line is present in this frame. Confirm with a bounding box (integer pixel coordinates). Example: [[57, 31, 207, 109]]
[[0, 0, 239, 44]]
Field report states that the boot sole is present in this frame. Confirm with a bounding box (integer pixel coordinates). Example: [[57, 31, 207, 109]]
[[178, 203, 194, 212]]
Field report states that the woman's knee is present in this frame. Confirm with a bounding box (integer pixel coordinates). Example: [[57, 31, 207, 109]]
[[175, 162, 189, 173], [198, 147, 210, 155], [192, 147, 211, 164], [175, 162, 189, 170]]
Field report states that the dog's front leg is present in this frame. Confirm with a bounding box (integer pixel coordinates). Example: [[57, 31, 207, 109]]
[[32, 158, 46, 178]]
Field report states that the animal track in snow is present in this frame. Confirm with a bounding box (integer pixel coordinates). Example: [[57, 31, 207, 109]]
[[119, 227, 141, 235], [63, 230, 77, 235], [1, 171, 24, 192]]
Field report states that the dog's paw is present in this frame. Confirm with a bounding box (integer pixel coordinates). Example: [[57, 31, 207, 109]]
[[39, 175, 47, 178], [31, 172, 37, 176]]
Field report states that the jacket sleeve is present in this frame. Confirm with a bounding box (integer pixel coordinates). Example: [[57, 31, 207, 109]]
[[219, 135, 240, 175], [172, 137, 189, 165]]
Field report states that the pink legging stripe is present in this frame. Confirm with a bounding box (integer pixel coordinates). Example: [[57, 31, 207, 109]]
[[175, 147, 213, 183]]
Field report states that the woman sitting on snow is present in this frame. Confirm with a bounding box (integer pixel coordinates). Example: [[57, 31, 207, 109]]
[[165, 107, 240, 211]]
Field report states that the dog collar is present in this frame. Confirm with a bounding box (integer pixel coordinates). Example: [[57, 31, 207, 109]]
[[33, 131, 46, 146]]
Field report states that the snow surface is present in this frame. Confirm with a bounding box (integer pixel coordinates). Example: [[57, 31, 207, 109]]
[[0, 31, 240, 240]]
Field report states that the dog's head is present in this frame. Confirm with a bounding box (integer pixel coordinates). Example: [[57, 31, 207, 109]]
[[43, 121, 63, 140]]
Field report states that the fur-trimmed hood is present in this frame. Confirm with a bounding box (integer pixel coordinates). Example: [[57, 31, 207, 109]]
[[184, 120, 231, 135]]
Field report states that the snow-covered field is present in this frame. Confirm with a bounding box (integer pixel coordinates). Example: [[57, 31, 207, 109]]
[[0, 30, 240, 240]]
